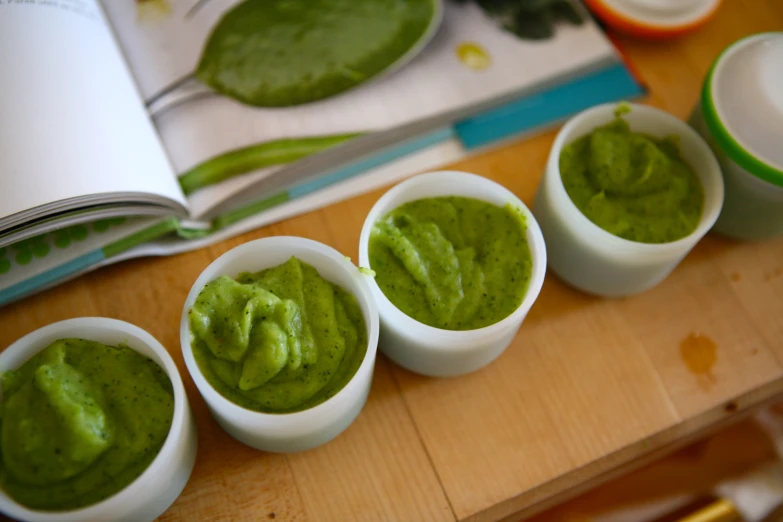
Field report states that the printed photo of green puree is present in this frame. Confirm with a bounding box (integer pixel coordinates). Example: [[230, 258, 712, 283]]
[[559, 114, 704, 244], [144, 0, 602, 209], [195, 0, 437, 107], [188, 257, 368, 413], [369, 196, 533, 330], [0, 340, 174, 511]]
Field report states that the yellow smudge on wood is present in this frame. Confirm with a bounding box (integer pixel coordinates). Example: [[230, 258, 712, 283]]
[[680, 332, 717, 390]]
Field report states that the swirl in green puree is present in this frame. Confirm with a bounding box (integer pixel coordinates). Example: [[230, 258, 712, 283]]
[[188, 257, 367, 413], [369, 197, 533, 330], [559, 113, 704, 243], [0, 340, 174, 510]]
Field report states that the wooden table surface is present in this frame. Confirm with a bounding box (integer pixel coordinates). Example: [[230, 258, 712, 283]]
[[3, 2, 783, 521]]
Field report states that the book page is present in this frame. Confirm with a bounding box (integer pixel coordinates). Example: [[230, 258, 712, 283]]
[[0, 0, 187, 223], [102, 0, 618, 218]]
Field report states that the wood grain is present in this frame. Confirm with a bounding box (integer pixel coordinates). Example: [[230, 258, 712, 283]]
[[615, 240, 783, 418], [0, 1, 781, 521], [287, 359, 453, 522], [393, 277, 680, 521], [708, 238, 783, 361]]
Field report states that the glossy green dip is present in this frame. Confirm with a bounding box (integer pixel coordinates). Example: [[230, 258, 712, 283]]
[[197, 0, 435, 107], [368, 196, 532, 330], [560, 116, 704, 243], [189, 257, 367, 413], [0, 340, 174, 511]]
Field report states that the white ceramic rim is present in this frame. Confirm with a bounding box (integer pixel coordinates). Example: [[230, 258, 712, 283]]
[[0, 318, 188, 521], [621, 0, 703, 13], [602, 0, 719, 27], [180, 236, 380, 426], [358, 170, 547, 351], [545, 102, 724, 261], [710, 32, 783, 173]]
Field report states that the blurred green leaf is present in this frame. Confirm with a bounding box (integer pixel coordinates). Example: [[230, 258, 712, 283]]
[[552, 0, 584, 24], [518, 0, 560, 12], [511, 9, 554, 39], [466, 0, 584, 40], [475, 0, 519, 15]]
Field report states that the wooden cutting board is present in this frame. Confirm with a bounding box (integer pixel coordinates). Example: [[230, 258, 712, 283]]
[[1, 1, 783, 520]]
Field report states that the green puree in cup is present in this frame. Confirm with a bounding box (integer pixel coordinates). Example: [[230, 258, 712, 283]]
[[0, 340, 174, 511], [197, 0, 435, 107], [369, 196, 533, 330], [188, 257, 367, 413], [560, 115, 704, 243]]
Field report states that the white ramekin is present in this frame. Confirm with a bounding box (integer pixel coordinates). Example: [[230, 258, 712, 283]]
[[0, 318, 197, 522], [689, 32, 783, 240], [181, 237, 379, 453], [533, 103, 724, 297], [358, 171, 547, 378]]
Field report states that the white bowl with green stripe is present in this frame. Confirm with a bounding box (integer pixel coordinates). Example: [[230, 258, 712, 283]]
[[689, 32, 783, 240]]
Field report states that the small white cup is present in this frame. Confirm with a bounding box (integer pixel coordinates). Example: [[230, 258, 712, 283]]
[[0, 318, 197, 522], [181, 237, 379, 453], [358, 171, 547, 378], [534, 102, 724, 298], [690, 32, 783, 240]]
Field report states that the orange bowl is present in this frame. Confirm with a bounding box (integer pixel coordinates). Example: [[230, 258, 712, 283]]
[[584, 0, 721, 40]]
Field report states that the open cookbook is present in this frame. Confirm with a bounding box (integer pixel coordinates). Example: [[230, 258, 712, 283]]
[[0, 0, 645, 306]]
